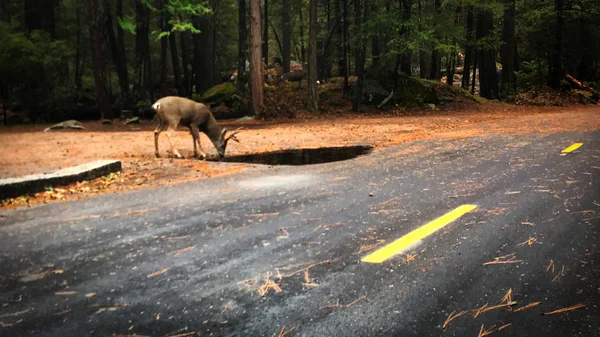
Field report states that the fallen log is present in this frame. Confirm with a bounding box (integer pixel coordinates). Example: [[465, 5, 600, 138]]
[[565, 74, 599, 96]]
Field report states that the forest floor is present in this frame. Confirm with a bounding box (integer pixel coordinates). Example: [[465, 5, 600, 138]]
[[0, 100, 599, 208]]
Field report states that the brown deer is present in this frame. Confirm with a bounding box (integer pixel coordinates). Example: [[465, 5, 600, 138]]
[[151, 96, 242, 159]]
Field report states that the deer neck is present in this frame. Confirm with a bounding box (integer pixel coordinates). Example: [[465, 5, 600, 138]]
[[203, 114, 223, 144]]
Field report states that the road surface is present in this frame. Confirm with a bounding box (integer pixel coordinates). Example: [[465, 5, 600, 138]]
[[1, 130, 599, 337]]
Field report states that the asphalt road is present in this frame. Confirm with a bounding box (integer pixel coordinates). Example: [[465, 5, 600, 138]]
[[0, 129, 599, 337]]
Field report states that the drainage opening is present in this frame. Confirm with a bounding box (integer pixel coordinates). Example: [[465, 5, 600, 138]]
[[220, 145, 373, 166]]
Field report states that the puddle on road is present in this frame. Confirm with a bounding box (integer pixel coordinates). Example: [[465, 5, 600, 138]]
[[220, 145, 373, 166]]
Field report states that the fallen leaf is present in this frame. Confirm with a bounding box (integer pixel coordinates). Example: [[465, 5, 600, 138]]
[[147, 268, 168, 278], [55, 291, 77, 295], [543, 303, 585, 315], [513, 301, 541, 312]]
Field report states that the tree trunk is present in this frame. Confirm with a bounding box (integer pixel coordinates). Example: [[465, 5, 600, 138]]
[[103, 0, 129, 101], [308, 0, 319, 112], [352, 0, 367, 112], [249, 0, 264, 115], [471, 51, 477, 94], [24, 0, 56, 39], [462, 5, 474, 89], [400, 0, 412, 75], [75, 2, 83, 90], [282, 0, 291, 73], [549, 0, 564, 89], [262, 0, 269, 64], [115, 0, 129, 101], [342, 0, 349, 96], [181, 32, 191, 96], [135, 1, 152, 100], [237, 0, 248, 94], [169, 30, 183, 96], [160, 4, 168, 97], [500, 0, 516, 98], [336, 0, 343, 76], [477, 9, 499, 99], [428, 0, 441, 80], [299, 5, 306, 65], [446, 52, 456, 86], [353, 0, 361, 75], [194, 15, 215, 94], [321, 0, 334, 78], [87, 0, 111, 119]]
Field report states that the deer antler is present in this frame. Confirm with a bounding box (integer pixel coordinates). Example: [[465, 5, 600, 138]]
[[224, 127, 244, 143]]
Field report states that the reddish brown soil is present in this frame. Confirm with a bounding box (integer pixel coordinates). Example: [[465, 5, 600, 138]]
[[1, 101, 598, 208]]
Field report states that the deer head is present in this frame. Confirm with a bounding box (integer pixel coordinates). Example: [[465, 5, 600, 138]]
[[215, 127, 243, 158]]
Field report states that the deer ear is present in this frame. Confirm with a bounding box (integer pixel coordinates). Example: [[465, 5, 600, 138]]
[[221, 128, 228, 136]]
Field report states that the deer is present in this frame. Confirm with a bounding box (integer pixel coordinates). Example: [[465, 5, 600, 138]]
[[151, 96, 242, 159]]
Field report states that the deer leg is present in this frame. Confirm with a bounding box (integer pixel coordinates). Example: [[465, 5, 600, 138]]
[[165, 126, 183, 159], [190, 125, 207, 159], [154, 121, 167, 158]]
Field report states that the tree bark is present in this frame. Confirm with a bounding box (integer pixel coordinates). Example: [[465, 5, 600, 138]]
[[282, 0, 291, 73], [428, 0, 442, 80], [169, 30, 183, 96], [262, 0, 269, 64], [400, 0, 412, 75], [352, 0, 367, 112], [461, 5, 474, 89], [115, 0, 129, 101], [135, 1, 153, 100], [299, 5, 306, 65], [477, 9, 499, 99], [237, 0, 248, 94], [75, 2, 83, 90], [249, 0, 264, 115], [88, 0, 111, 119], [342, 0, 350, 96], [549, 0, 564, 89], [24, 0, 56, 39], [500, 0, 516, 98], [104, 0, 129, 100], [159, 2, 168, 97], [181, 32, 191, 96], [336, 0, 344, 76], [308, 0, 319, 112], [194, 14, 215, 94]]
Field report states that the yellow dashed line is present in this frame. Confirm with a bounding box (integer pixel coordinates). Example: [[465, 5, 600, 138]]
[[361, 205, 477, 264], [561, 143, 583, 153]]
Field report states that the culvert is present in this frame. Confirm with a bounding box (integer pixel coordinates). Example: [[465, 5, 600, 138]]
[[218, 145, 373, 166]]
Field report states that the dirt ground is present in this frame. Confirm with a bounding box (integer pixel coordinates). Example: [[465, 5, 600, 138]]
[[1, 101, 599, 207]]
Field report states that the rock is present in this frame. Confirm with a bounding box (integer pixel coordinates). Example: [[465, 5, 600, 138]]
[[125, 117, 140, 125], [392, 75, 440, 107], [0, 160, 122, 200], [236, 116, 255, 123], [43, 120, 85, 132], [201, 82, 236, 105]]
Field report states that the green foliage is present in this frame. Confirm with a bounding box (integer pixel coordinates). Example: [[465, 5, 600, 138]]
[[0, 22, 72, 121], [118, 0, 213, 39], [201, 82, 235, 104], [118, 16, 137, 35]]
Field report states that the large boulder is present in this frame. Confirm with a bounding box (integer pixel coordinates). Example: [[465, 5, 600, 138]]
[[201, 82, 236, 106], [391, 75, 440, 107]]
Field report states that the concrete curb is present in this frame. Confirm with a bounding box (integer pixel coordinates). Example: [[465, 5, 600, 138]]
[[0, 160, 122, 200]]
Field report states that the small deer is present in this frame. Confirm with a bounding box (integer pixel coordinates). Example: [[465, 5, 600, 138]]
[[151, 96, 242, 159]]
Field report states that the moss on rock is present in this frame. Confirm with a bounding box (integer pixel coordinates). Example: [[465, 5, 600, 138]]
[[201, 82, 235, 105]]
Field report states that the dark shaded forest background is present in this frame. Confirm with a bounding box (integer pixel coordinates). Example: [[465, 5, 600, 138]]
[[0, 0, 599, 124]]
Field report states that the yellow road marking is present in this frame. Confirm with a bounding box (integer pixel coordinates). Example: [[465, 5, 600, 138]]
[[561, 143, 583, 153], [361, 205, 477, 263]]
